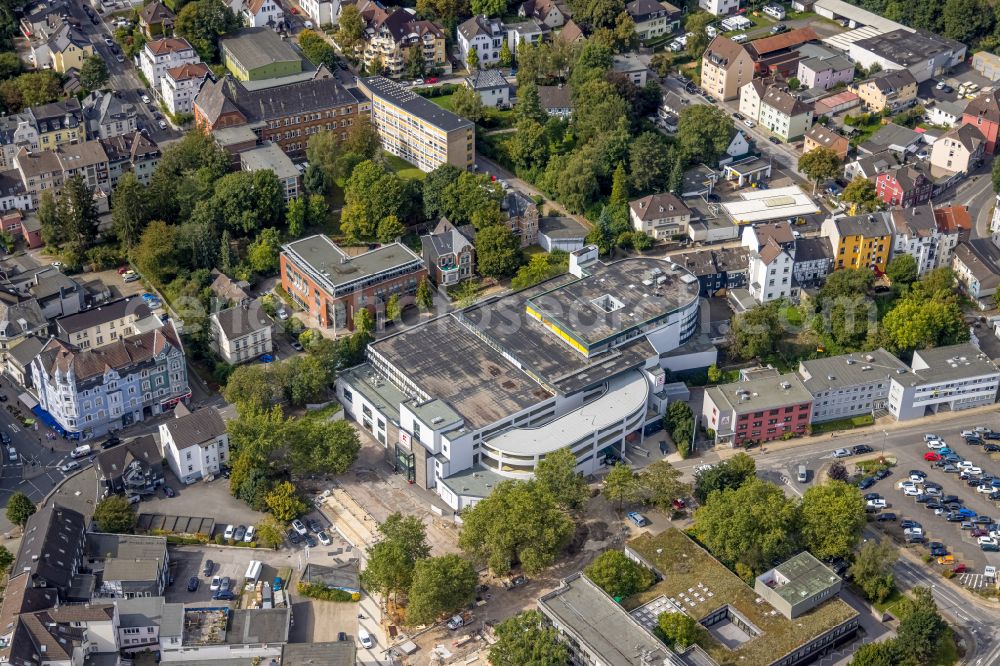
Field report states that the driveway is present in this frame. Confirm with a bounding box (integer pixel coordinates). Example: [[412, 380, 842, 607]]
[[138, 469, 266, 537]]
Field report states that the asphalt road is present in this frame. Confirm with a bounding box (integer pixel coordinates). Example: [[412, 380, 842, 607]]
[[0, 375, 91, 534], [67, 1, 183, 146]]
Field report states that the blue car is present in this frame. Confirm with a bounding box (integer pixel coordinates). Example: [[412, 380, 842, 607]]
[[938, 447, 953, 455], [957, 508, 976, 518], [858, 477, 876, 489], [259, 354, 274, 363], [273, 576, 283, 591]]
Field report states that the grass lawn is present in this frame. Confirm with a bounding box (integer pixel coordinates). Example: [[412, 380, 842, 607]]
[[871, 587, 905, 614], [382, 152, 427, 181], [428, 93, 456, 112], [811, 414, 875, 434]]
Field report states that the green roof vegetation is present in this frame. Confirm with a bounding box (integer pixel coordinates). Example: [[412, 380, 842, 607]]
[[626, 529, 858, 666]]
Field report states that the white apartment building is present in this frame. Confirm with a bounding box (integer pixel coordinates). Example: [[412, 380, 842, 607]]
[[336, 249, 712, 511], [628, 192, 692, 239], [890, 204, 959, 276], [161, 63, 210, 116], [889, 343, 1000, 420], [300, 0, 337, 25], [699, 0, 740, 15], [159, 406, 230, 484], [742, 222, 797, 304], [799, 349, 907, 422], [140, 37, 200, 92], [242, 0, 283, 27], [209, 302, 274, 365], [759, 86, 814, 141], [457, 15, 505, 67]]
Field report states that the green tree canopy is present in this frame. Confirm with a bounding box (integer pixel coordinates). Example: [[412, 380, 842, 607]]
[[264, 481, 308, 521], [534, 447, 589, 510], [5, 491, 35, 527], [849, 641, 900, 666], [458, 479, 573, 575], [798, 146, 841, 193], [849, 539, 898, 603], [676, 105, 734, 165], [693, 452, 756, 503], [636, 460, 690, 512], [80, 55, 109, 91], [841, 176, 882, 213], [657, 612, 702, 650], [475, 224, 522, 279], [693, 478, 800, 574], [727, 301, 783, 360], [405, 555, 479, 626], [584, 550, 655, 598], [452, 84, 486, 122], [799, 482, 866, 560], [93, 496, 137, 533], [174, 0, 240, 61], [885, 253, 918, 286], [132, 220, 179, 284], [489, 611, 569, 666]]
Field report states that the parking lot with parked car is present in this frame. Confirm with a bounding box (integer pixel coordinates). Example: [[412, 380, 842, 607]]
[[866, 426, 1000, 579]]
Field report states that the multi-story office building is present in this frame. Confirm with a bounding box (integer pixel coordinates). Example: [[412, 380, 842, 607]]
[[798, 349, 906, 422], [31, 322, 190, 440], [195, 69, 360, 160], [702, 372, 813, 446], [337, 247, 709, 510], [280, 234, 427, 332], [889, 343, 1000, 420], [358, 76, 475, 172]]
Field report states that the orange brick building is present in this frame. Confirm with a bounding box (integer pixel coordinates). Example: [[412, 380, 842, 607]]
[[280, 235, 427, 332]]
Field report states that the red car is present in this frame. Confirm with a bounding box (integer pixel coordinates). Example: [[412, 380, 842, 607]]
[[952, 563, 969, 574], [672, 499, 686, 510], [924, 452, 941, 462], [972, 528, 988, 537], [117, 265, 131, 275], [290, 6, 297, 12], [426, 77, 439, 84]]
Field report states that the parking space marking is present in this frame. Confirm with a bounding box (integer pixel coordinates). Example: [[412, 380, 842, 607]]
[[960, 573, 986, 589], [7, 423, 18, 433]]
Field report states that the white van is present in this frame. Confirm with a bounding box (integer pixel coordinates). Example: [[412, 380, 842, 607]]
[[245, 559, 262, 583], [731, 33, 748, 43], [358, 628, 374, 649], [71, 444, 92, 458], [797, 465, 808, 483]]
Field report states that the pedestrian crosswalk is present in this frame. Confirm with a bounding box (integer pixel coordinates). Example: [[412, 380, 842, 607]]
[[959, 573, 987, 589]]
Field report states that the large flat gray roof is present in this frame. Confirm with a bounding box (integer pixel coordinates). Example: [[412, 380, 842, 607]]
[[538, 574, 671, 666], [798, 349, 907, 394], [525, 257, 700, 348], [371, 315, 551, 429], [706, 372, 812, 415], [762, 552, 841, 607], [902, 343, 1000, 385], [240, 142, 299, 181], [221, 28, 301, 73]]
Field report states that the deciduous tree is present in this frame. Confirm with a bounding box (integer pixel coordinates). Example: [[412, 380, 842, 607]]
[[264, 481, 308, 522], [80, 55, 109, 91], [584, 550, 655, 598], [416, 277, 434, 309], [452, 84, 485, 122], [657, 612, 701, 650], [406, 555, 478, 625], [636, 460, 689, 512], [798, 146, 841, 194], [694, 478, 800, 573], [841, 176, 882, 213], [849, 539, 898, 603], [728, 301, 783, 361], [255, 516, 286, 549], [6, 491, 35, 527], [693, 452, 756, 503], [93, 496, 137, 533], [800, 482, 866, 560], [458, 479, 573, 575], [174, 0, 240, 62], [466, 44, 480, 69], [603, 462, 639, 511], [112, 173, 150, 248], [534, 447, 588, 510], [489, 611, 569, 666], [676, 102, 733, 164], [886, 254, 918, 286], [133, 221, 178, 284], [475, 224, 522, 278]]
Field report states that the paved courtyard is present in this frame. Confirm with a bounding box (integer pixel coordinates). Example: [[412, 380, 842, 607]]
[[138, 470, 266, 537]]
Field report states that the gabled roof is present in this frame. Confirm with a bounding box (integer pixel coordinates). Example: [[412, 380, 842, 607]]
[[747, 27, 817, 57], [212, 302, 273, 340], [752, 220, 795, 247], [13, 504, 87, 592], [139, 0, 175, 25], [466, 68, 508, 91], [37, 320, 183, 382], [537, 84, 574, 110], [934, 205, 972, 237], [629, 192, 691, 222], [421, 218, 475, 261], [166, 62, 211, 83], [805, 123, 847, 148], [626, 0, 678, 21], [703, 36, 749, 69], [458, 15, 499, 41], [144, 37, 194, 55], [859, 68, 917, 94], [793, 236, 832, 263], [757, 238, 789, 265], [954, 239, 1000, 290], [965, 88, 1000, 124], [163, 407, 228, 450], [93, 434, 161, 481], [558, 19, 585, 43], [761, 85, 811, 117], [196, 70, 356, 128], [939, 123, 985, 153], [890, 203, 936, 237]]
